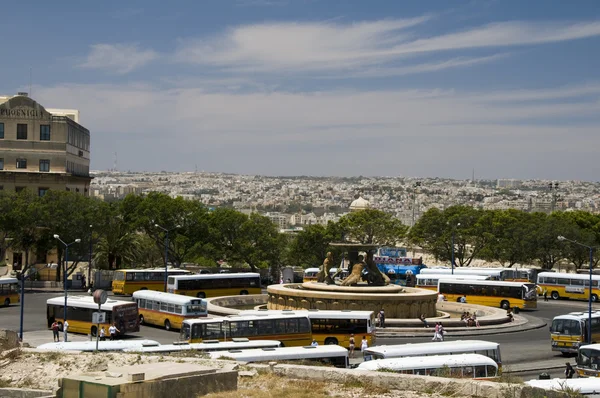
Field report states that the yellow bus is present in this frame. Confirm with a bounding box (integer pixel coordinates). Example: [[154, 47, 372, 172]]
[[240, 309, 376, 347], [112, 268, 191, 295], [537, 272, 600, 302], [550, 312, 600, 357], [167, 273, 261, 298], [133, 290, 207, 331], [438, 279, 537, 310], [0, 278, 19, 307], [576, 343, 600, 377], [46, 295, 139, 337], [180, 313, 312, 346], [416, 274, 489, 290], [303, 268, 320, 282]]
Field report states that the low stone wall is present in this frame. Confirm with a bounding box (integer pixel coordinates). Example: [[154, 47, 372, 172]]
[[385, 302, 510, 327], [250, 363, 571, 398], [0, 329, 19, 350], [207, 295, 268, 316], [0, 388, 54, 398]]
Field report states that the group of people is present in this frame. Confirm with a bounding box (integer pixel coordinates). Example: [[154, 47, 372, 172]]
[[432, 322, 445, 341], [50, 321, 120, 342], [461, 311, 480, 327], [50, 320, 68, 342], [347, 334, 369, 358]]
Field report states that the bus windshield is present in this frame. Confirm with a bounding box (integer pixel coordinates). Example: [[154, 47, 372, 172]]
[[551, 318, 581, 335]]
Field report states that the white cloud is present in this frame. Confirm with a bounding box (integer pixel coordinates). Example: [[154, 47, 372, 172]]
[[78, 43, 158, 74], [174, 19, 600, 75]]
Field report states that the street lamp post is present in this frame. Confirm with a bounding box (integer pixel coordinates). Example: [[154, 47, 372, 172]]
[[451, 223, 461, 275], [54, 234, 81, 342], [88, 225, 93, 288], [154, 224, 180, 292], [558, 235, 595, 344]]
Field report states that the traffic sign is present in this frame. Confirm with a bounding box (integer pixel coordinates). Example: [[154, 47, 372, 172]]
[[92, 312, 106, 324]]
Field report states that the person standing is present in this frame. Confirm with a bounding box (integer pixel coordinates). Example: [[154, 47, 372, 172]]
[[543, 288, 548, 302], [378, 309, 386, 328], [565, 362, 575, 379], [51, 321, 60, 342], [348, 334, 356, 358], [81, 275, 86, 290], [361, 336, 369, 358], [311, 339, 318, 347], [63, 320, 69, 342], [99, 327, 106, 341], [109, 323, 120, 341]]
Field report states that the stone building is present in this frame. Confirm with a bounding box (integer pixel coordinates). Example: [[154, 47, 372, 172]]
[[0, 93, 91, 196]]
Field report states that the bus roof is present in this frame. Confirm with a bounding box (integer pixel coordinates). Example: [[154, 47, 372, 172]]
[[364, 340, 500, 358], [438, 279, 534, 288], [183, 313, 310, 326], [238, 309, 375, 320], [538, 272, 600, 281], [169, 273, 260, 281], [0, 277, 18, 284], [304, 268, 320, 273], [553, 312, 600, 321], [132, 290, 206, 305], [209, 345, 348, 362], [577, 343, 600, 352], [421, 268, 503, 276], [46, 295, 136, 311], [416, 274, 490, 281], [357, 353, 497, 371], [526, 378, 600, 394], [37, 340, 159, 352], [124, 339, 281, 353]]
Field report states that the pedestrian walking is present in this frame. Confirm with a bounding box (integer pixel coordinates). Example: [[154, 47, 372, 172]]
[[378, 309, 386, 328], [63, 320, 69, 342], [438, 323, 446, 341], [348, 334, 356, 358], [81, 275, 86, 290], [543, 288, 548, 302], [99, 327, 106, 341], [565, 362, 575, 379], [51, 321, 60, 342], [109, 323, 120, 341], [361, 336, 369, 358], [432, 322, 442, 341]]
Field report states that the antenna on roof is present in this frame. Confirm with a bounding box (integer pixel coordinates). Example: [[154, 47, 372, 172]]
[[113, 152, 118, 172]]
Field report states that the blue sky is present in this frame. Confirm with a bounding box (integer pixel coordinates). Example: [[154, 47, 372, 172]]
[[1, 0, 599, 180]]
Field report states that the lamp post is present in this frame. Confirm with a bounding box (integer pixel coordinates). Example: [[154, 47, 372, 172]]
[[412, 182, 421, 227], [54, 234, 81, 342], [451, 223, 461, 275], [558, 235, 595, 344], [154, 223, 180, 292], [88, 225, 93, 288]]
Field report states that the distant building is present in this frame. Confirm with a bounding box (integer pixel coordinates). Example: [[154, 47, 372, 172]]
[[0, 93, 91, 196], [496, 179, 522, 189], [349, 196, 370, 212]]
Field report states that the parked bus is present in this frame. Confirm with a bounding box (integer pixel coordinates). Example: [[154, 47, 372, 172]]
[[416, 274, 489, 290], [180, 313, 312, 346], [124, 339, 282, 354], [537, 272, 600, 302], [357, 353, 498, 379], [377, 264, 427, 286], [363, 340, 502, 371], [420, 268, 504, 281], [577, 343, 600, 377], [0, 278, 19, 307], [526, 378, 600, 395], [167, 273, 261, 298], [239, 309, 376, 346], [550, 312, 600, 356], [112, 268, 191, 295], [132, 290, 207, 331], [437, 279, 537, 310], [209, 345, 349, 368], [46, 296, 139, 337], [303, 268, 320, 282]]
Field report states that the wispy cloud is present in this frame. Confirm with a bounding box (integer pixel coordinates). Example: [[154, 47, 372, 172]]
[[174, 18, 600, 76], [78, 43, 158, 74]]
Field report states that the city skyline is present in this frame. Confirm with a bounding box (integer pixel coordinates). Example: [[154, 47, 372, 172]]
[[1, 1, 599, 181]]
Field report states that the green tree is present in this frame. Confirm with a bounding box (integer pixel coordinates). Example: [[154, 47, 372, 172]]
[[337, 209, 408, 246], [0, 191, 19, 266], [208, 208, 249, 266], [285, 224, 335, 268], [531, 212, 578, 270], [479, 210, 536, 267], [11, 191, 49, 276], [240, 213, 288, 272]]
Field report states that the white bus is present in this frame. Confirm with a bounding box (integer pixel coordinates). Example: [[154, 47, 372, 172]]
[[36, 340, 160, 352], [303, 268, 320, 282], [238, 309, 376, 346], [420, 268, 504, 280], [209, 345, 349, 368], [133, 290, 207, 331], [577, 343, 600, 377], [123, 339, 282, 353], [357, 353, 498, 379], [526, 378, 600, 396], [362, 340, 502, 370], [167, 273, 261, 298], [416, 274, 489, 290]]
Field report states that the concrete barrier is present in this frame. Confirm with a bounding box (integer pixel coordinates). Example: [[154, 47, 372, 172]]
[[0, 388, 54, 398], [0, 329, 19, 350]]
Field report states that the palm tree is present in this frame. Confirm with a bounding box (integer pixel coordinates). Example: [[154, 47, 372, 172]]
[[93, 219, 143, 270]]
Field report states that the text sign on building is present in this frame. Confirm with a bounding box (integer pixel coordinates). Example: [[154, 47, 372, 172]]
[[92, 312, 106, 324], [0, 107, 49, 119]]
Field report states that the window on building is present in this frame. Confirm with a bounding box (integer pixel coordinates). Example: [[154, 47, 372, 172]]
[[40, 125, 51, 141], [17, 124, 27, 140], [0, 123, 4, 139], [15, 187, 25, 192], [39, 159, 50, 172], [16, 159, 27, 169], [38, 188, 49, 197], [0, 158, 3, 170]]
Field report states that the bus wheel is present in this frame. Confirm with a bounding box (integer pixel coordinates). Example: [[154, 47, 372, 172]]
[[91, 326, 98, 337], [139, 315, 145, 325], [593, 295, 599, 302], [164, 320, 171, 331], [324, 338, 338, 345], [500, 300, 510, 310], [197, 293, 206, 299], [551, 291, 560, 300], [240, 290, 249, 295], [3, 298, 9, 306]]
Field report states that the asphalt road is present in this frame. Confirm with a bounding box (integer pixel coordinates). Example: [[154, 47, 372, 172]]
[[4, 291, 598, 379]]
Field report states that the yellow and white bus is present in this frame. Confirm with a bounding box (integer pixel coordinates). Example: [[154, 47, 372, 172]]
[[132, 290, 207, 331], [46, 296, 139, 337], [420, 267, 540, 283], [303, 268, 320, 282], [167, 273, 261, 298], [437, 279, 537, 310], [0, 278, 19, 307], [179, 313, 312, 346], [550, 312, 600, 356], [576, 343, 600, 377], [416, 274, 489, 290], [537, 272, 600, 302], [112, 268, 191, 295], [357, 353, 499, 379], [209, 345, 350, 368], [239, 309, 376, 347]]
